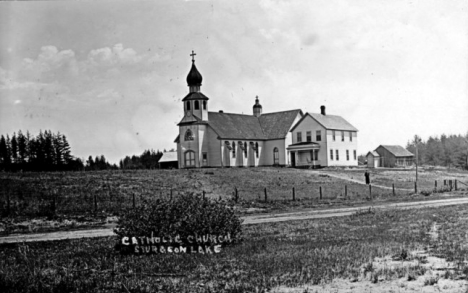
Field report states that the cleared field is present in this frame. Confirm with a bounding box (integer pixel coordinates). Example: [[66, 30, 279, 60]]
[[1, 204, 468, 292], [1, 167, 467, 222]]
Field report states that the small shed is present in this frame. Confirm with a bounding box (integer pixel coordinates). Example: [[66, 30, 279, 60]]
[[375, 145, 414, 168], [158, 151, 178, 169], [366, 151, 380, 168]]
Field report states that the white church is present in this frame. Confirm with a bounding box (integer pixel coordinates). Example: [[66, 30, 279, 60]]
[[174, 52, 358, 169]]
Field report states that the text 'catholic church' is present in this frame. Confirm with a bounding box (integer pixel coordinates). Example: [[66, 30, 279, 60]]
[[174, 52, 358, 169]]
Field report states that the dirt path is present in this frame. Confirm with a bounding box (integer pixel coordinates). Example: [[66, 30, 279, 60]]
[[1, 197, 468, 244], [317, 171, 413, 191]]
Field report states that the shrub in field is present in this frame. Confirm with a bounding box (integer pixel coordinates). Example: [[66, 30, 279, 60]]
[[114, 193, 243, 244]]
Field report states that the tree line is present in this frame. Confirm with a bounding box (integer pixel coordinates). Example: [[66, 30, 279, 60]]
[[119, 149, 164, 169], [0, 130, 84, 171], [406, 133, 468, 170]]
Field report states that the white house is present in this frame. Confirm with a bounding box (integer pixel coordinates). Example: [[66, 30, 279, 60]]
[[174, 52, 358, 169]]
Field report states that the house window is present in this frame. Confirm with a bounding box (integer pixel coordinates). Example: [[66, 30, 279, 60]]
[[354, 150, 357, 160], [244, 142, 247, 158], [184, 129, 194, 141], [232, 142, 236, 158], [255, 142, 259, 158], [306, 131, 311, 142], [186, 101, 191, 111], [349, 132, 352, 142], [184, 151, 195, 167], [346, 150, 349, 161], [316, 130, 321, 142], [341, 131, 345, 142], [203, 101, 207, 110], [273, 147, 279, 165], [336, 150, 339, 161], [330, 149, 333, 160], [297, 132, 302, 143], [332, 130, 336, 141], [202, 152, 207, 166], [194, 100, 200, 110]]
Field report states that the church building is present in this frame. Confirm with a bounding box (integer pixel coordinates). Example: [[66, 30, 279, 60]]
[[174, 52, 358, 168]]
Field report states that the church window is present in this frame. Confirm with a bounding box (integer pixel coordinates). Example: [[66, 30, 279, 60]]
[[232, 142, 236, 158], [346, 150, 349, 161], [341, 131, 345, 141], [203, 101, 207, 110], [255, 142, 259, 158], [273, 147, 279, 165], [297, 132, 302, 143], [194, 100, 200, 110], [184, 151, 195, 167], [336, 150, 339, 161], [306, 131, 311, 142], [330, 149, 334, 160], [349, 131, 352, 142], [186, 101, 191, 110], [316, 130, 322, 142], [244, 142, 247, 158], [184, 129, 194, 141]]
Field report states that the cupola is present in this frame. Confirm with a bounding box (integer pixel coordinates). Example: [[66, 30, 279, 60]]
[[253, 96, 262, 117], [186, 51, 202, 93]]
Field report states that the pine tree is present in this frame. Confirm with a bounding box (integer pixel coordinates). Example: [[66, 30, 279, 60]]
[[11, 133, 18, 164], [17, 130, 27, 164]]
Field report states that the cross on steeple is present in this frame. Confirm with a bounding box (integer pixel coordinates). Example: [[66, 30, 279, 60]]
[[190, 50, 196, 62]]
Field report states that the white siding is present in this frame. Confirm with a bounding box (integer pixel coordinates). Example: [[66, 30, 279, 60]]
[[326, 130, 358, 167], [291, 115, 327, 166]]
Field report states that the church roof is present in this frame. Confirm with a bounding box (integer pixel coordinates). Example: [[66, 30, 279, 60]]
[[291, 112, 358, 132], [182, 92, 209, 101], [207, 109, 302, 140]]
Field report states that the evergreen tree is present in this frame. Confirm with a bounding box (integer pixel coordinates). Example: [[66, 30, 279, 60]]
[[17, 130, 27, 164], [10, 133, 18, 164]]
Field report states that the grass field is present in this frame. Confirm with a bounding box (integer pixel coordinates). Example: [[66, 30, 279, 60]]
[[1, 167, 467, 223], [1, 204, 468, 292]]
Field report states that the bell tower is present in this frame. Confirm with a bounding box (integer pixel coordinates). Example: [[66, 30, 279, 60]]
[[183, 51, 208, 121], [253, 96, 262, 117]]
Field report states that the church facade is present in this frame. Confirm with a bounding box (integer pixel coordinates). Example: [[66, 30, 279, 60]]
[[174, 53, 358, 169]]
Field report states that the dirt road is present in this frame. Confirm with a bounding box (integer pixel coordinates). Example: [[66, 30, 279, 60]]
[[1, 197, 468, 244]]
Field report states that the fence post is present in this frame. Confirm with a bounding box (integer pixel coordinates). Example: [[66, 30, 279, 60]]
[[449, 180, 452, 191], [369, 185, 372, 200], [133, 193, 135, 209], [94, 193, 97, 213], [235, 187, 238, 202], [414, 182, 417, 194], [319, 186, 322, 200], [264, 187, 268, 202], [292, 187, 295, 201], [392, 183, 395, 196], [345, 185, 347, 199], [455, 180, 457, 191], [435, 180, 437, 189]]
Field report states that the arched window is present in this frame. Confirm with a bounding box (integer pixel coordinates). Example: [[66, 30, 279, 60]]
[[203, 101, 207, 110], [186, 101, 191, 111], [184, 151, 195, 167], [273, 147, 279, 165], [232, 142, 236, 158], [194, 100, 200, 110], [244, 142, 248, 158], [255, 142, 259, 158], [184, 129, 194, 141]]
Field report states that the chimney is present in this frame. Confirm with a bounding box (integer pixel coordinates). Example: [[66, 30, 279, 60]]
[[320, 105, 326, 115]]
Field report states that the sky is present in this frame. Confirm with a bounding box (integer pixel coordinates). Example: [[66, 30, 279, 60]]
[[1, 0, 467, 164]]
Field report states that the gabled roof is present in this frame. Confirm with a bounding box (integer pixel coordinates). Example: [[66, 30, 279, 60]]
[[377, 145, 414, 157], [174, 134, 180, 143], [366, 151, 380, 157], [159, 151, 178, 163], [259, 110, 303, 139], [290, 112, 358, 132], [207, 112, 266, 140]]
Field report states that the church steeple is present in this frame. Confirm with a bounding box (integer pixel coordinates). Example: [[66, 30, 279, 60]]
[[186, 50, 202, 93], [253, 96, 262, 117]]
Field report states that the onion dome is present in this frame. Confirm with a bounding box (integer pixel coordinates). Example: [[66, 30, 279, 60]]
[[253, 96, 262, 109], [186, 51, 202, 87]]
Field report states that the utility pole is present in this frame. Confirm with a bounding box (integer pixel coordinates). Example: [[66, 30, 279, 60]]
[[414, 135, 422, 184]]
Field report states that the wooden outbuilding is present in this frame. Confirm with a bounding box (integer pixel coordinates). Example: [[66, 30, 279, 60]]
[[374, 145, 414, 168]]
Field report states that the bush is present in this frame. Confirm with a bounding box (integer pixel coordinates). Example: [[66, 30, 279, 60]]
[[114, 193, 243, 245]]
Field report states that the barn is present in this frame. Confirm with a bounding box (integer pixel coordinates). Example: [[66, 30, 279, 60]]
[[373, 145, 414, 168]]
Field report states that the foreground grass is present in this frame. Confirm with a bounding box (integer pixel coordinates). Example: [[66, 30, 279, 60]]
[[1, 205, 468, 292]]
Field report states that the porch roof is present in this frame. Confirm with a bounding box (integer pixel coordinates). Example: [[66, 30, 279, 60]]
[[287, 142, 320, 151]]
